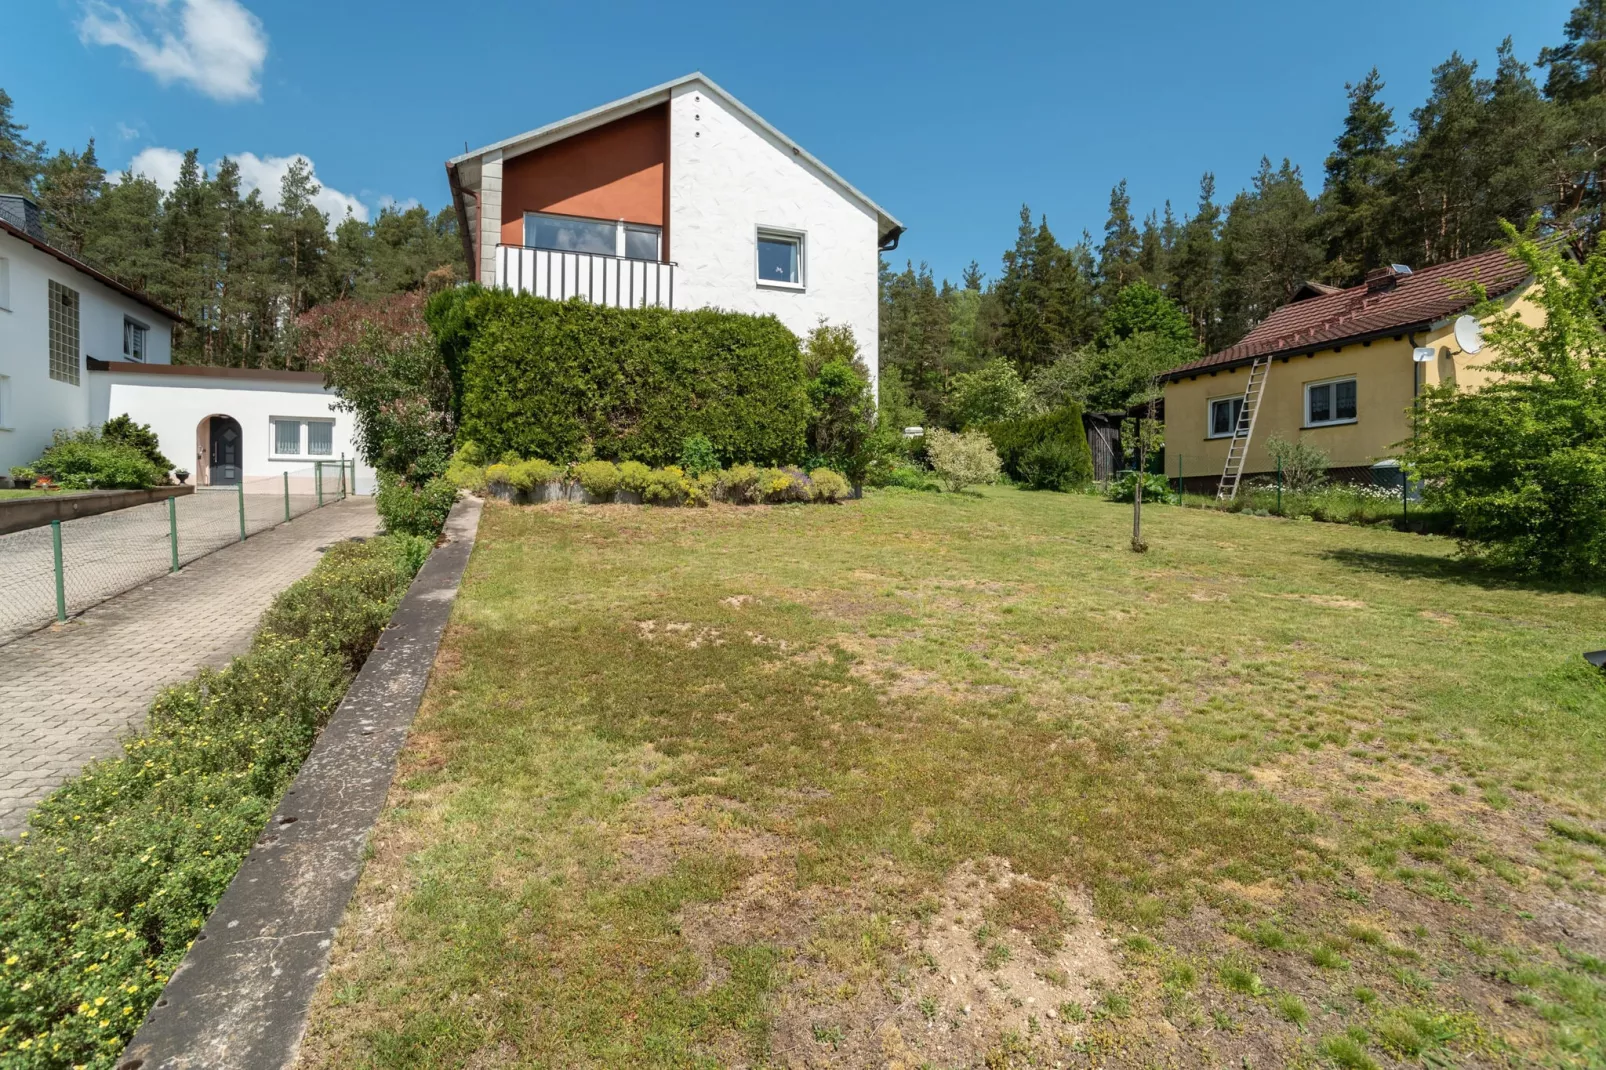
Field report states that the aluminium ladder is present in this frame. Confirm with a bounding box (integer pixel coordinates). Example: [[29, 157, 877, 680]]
[[1217, 356, 1271, 501]]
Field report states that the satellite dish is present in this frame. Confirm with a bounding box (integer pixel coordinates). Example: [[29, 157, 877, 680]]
[[1453, 315, 1483, 355]]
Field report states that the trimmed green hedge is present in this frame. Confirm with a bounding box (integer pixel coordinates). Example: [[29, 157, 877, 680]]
[[443, 291, 810, 467], [0, 535, 428, 1068], [984, 405, 1095, 490]]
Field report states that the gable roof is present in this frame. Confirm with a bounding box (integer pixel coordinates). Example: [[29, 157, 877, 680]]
[[1159, 246, 1530, 381], [445, 73, 904, 245], [0, 218, 185, 324]]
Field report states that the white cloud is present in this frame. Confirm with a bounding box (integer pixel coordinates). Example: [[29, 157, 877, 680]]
[[377, 195, 422, 213], [116, 121, 140, 140], [79, 0, 268, 103], [124, 147, 368, 231]]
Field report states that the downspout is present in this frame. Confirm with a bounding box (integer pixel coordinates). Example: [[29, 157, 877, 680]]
[[878, 226, 904, 253]]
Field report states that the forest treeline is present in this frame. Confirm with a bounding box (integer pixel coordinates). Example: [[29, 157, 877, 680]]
[[879, 1, 1606, 428]]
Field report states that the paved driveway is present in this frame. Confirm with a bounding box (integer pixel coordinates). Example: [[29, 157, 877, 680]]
[[0, 497, 381, 835]]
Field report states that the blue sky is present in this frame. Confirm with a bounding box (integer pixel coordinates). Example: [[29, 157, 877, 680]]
[[7, 0, 1577, 284]]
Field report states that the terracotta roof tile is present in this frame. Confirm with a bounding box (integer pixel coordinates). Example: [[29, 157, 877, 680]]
[[1160, 247, 1529, 380]]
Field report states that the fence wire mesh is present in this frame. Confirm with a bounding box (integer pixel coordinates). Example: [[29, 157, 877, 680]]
[[0, 460, 357, 646]]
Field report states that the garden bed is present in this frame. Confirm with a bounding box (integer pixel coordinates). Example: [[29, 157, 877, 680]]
[[0, 484, 193, 536], [0, 532, 430, 1068]]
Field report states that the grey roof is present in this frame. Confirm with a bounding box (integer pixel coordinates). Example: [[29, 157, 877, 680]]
[[447, 73, 903, 243]]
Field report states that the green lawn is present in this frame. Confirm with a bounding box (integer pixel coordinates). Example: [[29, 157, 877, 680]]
[[0, 488, 57, 498], [302, 487, 1606, 1068]]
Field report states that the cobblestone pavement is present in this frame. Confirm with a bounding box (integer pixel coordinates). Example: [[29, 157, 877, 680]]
[[0, 497, 381, 836]]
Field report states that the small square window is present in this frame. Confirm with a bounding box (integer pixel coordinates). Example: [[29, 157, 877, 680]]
[[124, 318, 148, 362], [273, 419, 302, 456], [756, 230, 802, 287], [1209, 397, 1244, 438], [306, 421, 333, 456], [1306, 378, 1357, 426]]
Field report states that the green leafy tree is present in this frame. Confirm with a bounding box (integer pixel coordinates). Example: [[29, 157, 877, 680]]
[[802, 323, 876, 481], [1409, 229, 1606, 575], [1174, 174, 1223, 349], [1218, 158, 1322, 341], [949, 356, 1034, 428], [0, 88, 42, 195], [1320, 69, 1401, 282], [35, 141, 103, 253], [1099, 180, 1142, 297]]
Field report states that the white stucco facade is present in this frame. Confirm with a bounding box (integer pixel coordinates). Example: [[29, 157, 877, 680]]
[[86, 366, 371, 487], [0, 228, 176, 472], [666, 82, 882, 389]]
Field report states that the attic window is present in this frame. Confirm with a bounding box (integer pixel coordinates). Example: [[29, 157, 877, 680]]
[[756, 228, 803, 289], [124, 318, 148, 362]]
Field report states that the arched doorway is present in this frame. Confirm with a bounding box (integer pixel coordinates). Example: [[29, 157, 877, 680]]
[[199, 415, 243, 486]]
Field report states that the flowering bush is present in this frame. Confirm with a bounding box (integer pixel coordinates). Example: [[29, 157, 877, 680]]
[[925, 429, 1002, 492], [375, 473, 457, 538], [0, 536, 424, 1069]]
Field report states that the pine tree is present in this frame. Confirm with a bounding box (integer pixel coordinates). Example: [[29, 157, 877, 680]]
[[1320, 69, 1401, 282], [1173, 174, 1223, 350], [0, 88, 42, 196], [35, 140, 105, 253], [1098, 180, 1142, 296], [83, 172, 164, 292], [1540, 1, 1606, 244], [961, 260, 984, 291], [274, 158, 331, 330], [1219, 158, 1322, 343]]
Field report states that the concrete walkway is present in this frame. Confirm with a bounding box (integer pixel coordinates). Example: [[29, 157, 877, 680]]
[[0, 497, 381, 836]]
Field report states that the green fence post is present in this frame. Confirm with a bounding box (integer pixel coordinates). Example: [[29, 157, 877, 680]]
[[1276, 458, 1283, 515], [237, 478, 247, 542], [168, 496, 179, 572], [316, 461, 324, 507], [339, 454, 347, 499], [1403, 472, 1410, 525], [283, 471, 291, 522], [51, 519, 66, 623]]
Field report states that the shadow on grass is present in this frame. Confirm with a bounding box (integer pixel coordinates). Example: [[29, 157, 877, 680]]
[[1321, 547, 1605, 596]]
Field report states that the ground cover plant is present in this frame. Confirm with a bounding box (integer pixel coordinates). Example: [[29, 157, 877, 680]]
[[303, 489, 1606, 1068], [0, 534, 429, 1069]]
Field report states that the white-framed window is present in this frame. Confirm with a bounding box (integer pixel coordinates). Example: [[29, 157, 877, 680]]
[[0, 257, 10, 311], [0, 374, 12, 430], [1208, 396, 1245, 438], [756, 228, 804, 288], [123, 317, 148, 362], [48, 280, 80, 385], [522, 212, 661, 261], [271, 417, 335, 458], [1305, 377, 1358, 427]]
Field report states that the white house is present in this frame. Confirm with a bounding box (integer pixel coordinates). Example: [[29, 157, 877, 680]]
[[0, 194, 369, 488], [446, 73, 903, 387]]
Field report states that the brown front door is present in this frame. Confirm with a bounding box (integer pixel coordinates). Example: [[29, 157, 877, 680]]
[[209, 416, 242, 485]]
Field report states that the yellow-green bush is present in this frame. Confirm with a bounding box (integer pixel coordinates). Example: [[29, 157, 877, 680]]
[[511, 458, 562, 491], [573, 460, 622, 497], [810, 468, 852, 502], [618, 460, 652, 494]]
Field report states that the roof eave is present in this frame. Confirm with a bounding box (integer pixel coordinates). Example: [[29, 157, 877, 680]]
[[1157, 321, 1438, 383], [1, 221, 188, 325], [446, 72, 903, 241]]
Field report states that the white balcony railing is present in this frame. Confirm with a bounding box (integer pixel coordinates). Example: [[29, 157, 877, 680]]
[[495, 244, 675, 309]]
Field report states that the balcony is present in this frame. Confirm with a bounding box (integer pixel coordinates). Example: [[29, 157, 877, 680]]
[[495, 245, 675, 309]]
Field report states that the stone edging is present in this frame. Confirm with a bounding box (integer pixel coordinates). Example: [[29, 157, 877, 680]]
[[117, 495, 483, 1070]]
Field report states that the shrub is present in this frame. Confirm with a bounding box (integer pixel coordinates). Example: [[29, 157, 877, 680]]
[[678, 434, 720, 478], [1016, 441, 1086, 491], [950, 357, 1035, 429], [762, 467, 811, 503], [718, 463, 765, 504], [456, 294, 809, 467], [101, 414, 173, 473], [643, 466, 695, 505], [511, 458, 562, 491], [309, 296, 454, 483], [376, 472, 456, 537], [1408, 229, 1606, 575], [802, 324, 876, 481], [1265, 433, 1330, 493], [0, 534, 423, 1069], [1106, 471, 1176, 504], [810, 468, 851, 502], [574, 459, 622, 497], [617, 460, 652, 494], [483, 462, 514, 492], [877, 464, 940, 492], [29, 428, 166, 490], [444, 442, 487, 492], [925, 429, 1002, 492], [985, 405, 1094, 488]]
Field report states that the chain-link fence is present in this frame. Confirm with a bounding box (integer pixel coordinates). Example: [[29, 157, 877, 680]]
[[0, 460, 358, 646]]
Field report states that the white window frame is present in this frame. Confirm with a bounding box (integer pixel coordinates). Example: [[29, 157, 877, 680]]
[[48, 280, 80, 386], [123, 317, 148, 362], [755, 227, 805, 291], [522, 212, 662, 262], [269, 417, 336, 459], [1207, 395, 1244, 439], [1304, 376, 1358, 428], [0, 257, 10, 312], [0, 374, 12, 431]]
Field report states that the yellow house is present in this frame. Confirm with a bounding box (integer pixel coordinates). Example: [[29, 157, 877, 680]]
[[1159, 247, 1539, 493]]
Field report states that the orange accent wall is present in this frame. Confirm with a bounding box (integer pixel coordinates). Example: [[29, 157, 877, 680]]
[[499, 104, 669, 255]]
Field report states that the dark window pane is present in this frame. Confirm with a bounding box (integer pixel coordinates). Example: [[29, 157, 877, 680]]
[[758, 236, 799, 284], [1335, 379, 1357, 420], [1212, 402, 1228, 436], [624, 226, 660, 261], [527, 215, 615, 255], [1309, 384, 1331, 423]]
